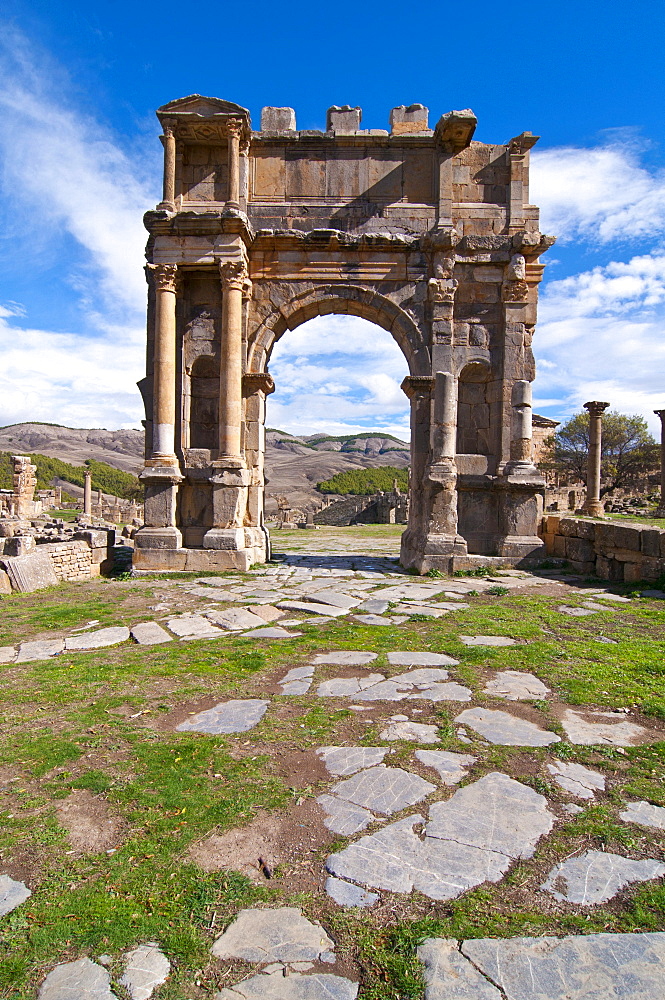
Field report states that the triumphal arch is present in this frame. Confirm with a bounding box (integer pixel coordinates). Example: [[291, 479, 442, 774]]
[[134, 96, 555, 573]]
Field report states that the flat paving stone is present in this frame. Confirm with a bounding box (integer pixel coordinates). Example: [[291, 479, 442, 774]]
[[380, 720, 440, 743], [393, 604, 450, 618], [166, 615, 223, 640], [325, 876, 378, 908], [331, 766, 435, 816], [459, 635, 517, 647], [187, 586, 240, 601], [65, 626, 130, 651], [276, 601, 348, 617], [130, 622, 173, 646], [561, 709, 650, 746], [353, 614, 393, 626], [243, 627, 302, 639], [0, 874, 31, 916], [357, 599, 390, 614], [455, 708, 560, 746], [120, 943, 170, 1000], [414, 750, 477, 784], [426, 772, 554, 860], [541, 849, 665, 904], [483, 670, 550, 701], [177, 699, 269, 735], [557, 605, 598, 617], [317, 674, 385, 697], [387, 652, 459, 666], [0, 646, 16, 663], [406, 681, 472, 703], [316, 794, 374, 835], [38, 957, 116, 1000], [250, 605, 286, 622], [547, 760, 605, 799], [16, 638, 64, 662], [375, 585, 447, 601], [216, 970, 358, 999], [211, 907, 334, 963], [418, 938, 502, 999], [422, 932, 665, 1000], [279, 665, 315, 696], [304, 591, 361, 609], [621, 800, 665, 830], [317, 746, 389, 776], [205, 608, 270, 631]]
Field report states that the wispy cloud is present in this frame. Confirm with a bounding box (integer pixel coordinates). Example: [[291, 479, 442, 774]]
[[531, 139, 665, 244]]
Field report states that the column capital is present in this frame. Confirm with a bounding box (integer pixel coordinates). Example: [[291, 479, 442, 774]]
[[242, 372, 275, 397], [401, 375, 435, 399], [584, 400, 610, 417], [226, 118, 243, 140], [161, 118, 176, 139], [146, 263, 178, 293], [219, 259, 248, 291]]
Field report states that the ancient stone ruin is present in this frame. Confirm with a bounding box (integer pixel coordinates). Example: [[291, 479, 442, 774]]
[[134, 96, 555, 573]]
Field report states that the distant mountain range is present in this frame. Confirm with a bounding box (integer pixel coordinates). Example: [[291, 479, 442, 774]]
[[0, 423, 410, 509]]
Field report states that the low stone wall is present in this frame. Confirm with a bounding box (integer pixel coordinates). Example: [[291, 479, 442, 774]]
[[44, 540, 93, 582], [540, 515, 665, 582]]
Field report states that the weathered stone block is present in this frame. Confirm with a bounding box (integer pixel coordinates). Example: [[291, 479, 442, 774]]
[[553, 535, 566, 557], [390, 104, 429, 134], [641, 527, 663, 557], [596, 522, 641, 552], [565, 537, 595, 563], [260, 107, 296, 131], [545, 514, 561, 533], [327, 106, 361, 134]]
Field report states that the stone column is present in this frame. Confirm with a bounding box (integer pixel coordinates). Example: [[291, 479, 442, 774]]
[[83, 469, 92, 516], [654, 409, 665, 516], [218, 259, 247, 465], [149, 264, 179, 462], [226, 120, 242, 212], [157, 120, 176, 211], [581, 401, 610, 516], [506, 380, 537, 473]]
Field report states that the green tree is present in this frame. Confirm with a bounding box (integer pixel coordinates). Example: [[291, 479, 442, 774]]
[[543, 410, 658, 496], [316, 466, 408, 496]]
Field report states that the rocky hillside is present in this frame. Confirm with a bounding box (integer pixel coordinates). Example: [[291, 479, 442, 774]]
[[0, 423, 410, 509]]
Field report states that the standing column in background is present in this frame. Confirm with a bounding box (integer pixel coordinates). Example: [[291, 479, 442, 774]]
[[83, 469, 92, 517], [654, 409, 665, 516], [226, 119, 241, 211], [581, 401, 610, 516], [218, 260, 246, 465], [149, 264, 179, 462], [157, 120, 176, 211]]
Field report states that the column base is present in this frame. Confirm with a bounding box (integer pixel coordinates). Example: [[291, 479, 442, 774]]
[[580, 500, 605, 517], [400, 529, 468, 574], [134, 526, 183, 550], [494, 535, 546, 560], [132, 547, 253, 573]]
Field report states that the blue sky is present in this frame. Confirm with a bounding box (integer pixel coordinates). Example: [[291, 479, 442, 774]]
[[0, 0, 664, 438]]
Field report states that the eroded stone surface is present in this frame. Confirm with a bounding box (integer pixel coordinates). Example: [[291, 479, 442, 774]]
[[557, 605, 598, 616], [357, 599, 390, 614], [387, 652, 459, 666], [211, 907, 334, 963], [380, 720, 441, 743], [304, 591, 361, 609], [130, 622, 173, 646], [483, 671, 550, 701], [459, 636, 517, 647], [205, 608, 269, 631], [243, 627, 301, 638], [0, 646, 16, 663], [65, 626, 130, 651], [0, 874, 31, 917], [547, 760, 605, 799], [317, 746, 389, 776], [331, 766, 435, 816], [277, 601, 348, 617], [455, 708, 560, 746], [279, 665, 314, 695], [418, 933, 665, 1000], [312, 652, 378, 665], [542, 850, 665, 904], [16, 638, 64, 662], [317, 674, 385, 697], [620, 800, 665, 830], [120, 944, 170, 1000], [177, 700, 269, 735], [325, 876, 378, 908], [561, 710, 649, 746], [38, 957, 116, 1000], [166, 615, 223, 640], [414, 750, 476, 784], [216, 970, 358, 999]]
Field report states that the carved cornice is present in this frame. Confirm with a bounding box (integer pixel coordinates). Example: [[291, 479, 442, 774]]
[[654, 409, 665, 421], [508, 131, 540, 156], [145, 263, 178, 292], [435, 110, 477, 154], [242, 373, 275, 396], [401, 375, 435, 399]]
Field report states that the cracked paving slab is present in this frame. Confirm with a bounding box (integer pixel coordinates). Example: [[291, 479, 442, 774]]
[[414, 750, 477, 785], [215, 970, 358, 999], [325, 877, 378, 909], [38, 957, 117, 1000], [418, 938, 502, 999], [483, 670, 550, 701], [120, 943, 170, 1000], [64, 626, 130, 651], [330, 765, 436, 816], [455, 708, 560, 746], [176, 700, 269, 735], [279, 665, 315, 695], [311, 652, 379, 667], [380, 720, 441, 743], [317, 674, 386, 697], [0, 874, 31, 917], [547, 760, 605, 799], [561, 710, 651, 746], [326, 773, 554, 901], [316, 794, 375, 835], [166, 615, 223, 640], [457, 932, 665, 1000], [541, 850, 665, 904], [317, 746, 389, 776], [459, 635, 517, 647], [211, 907, 334, 963], [621, 800, 665, 830], [387, 652, 459, 666]]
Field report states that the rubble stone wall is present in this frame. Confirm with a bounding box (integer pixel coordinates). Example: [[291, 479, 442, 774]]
[[43, 540, 94, 582], [540, 515, 665, 582]]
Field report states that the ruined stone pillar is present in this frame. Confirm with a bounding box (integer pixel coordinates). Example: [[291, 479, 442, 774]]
[[157, 120, 176, 211], [218, 259, 247, 465], [12, 456, 37, 519], [654, 409, 665, 516], [150, 264, 179, 461], [507, 380, 537, 473], [226, 120, 242, 211], [83, 469, 92, 516], [581, 401, 610, 517]]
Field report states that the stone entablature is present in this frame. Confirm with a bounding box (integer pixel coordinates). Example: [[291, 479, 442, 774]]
[[135, 95, 554, 573]]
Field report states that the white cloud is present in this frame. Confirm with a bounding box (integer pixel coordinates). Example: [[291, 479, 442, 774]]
[[531, 141, 665, 243], [534, 254, 665, 432]]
